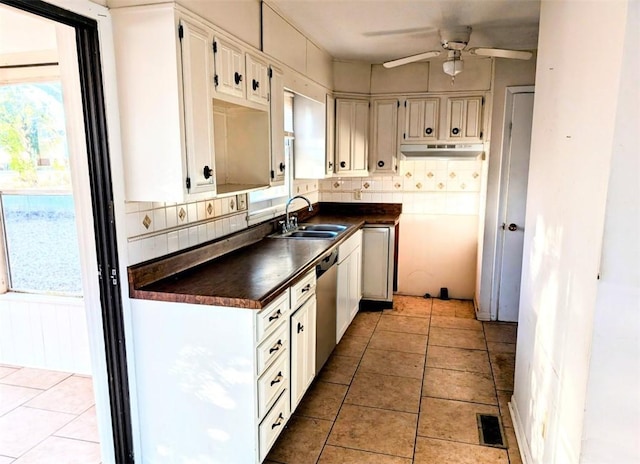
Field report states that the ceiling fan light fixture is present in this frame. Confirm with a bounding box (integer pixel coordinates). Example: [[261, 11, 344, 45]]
[[443, 58, 463, 76]]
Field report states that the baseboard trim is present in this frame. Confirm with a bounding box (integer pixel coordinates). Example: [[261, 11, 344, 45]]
[[510, 397, 534, 464]]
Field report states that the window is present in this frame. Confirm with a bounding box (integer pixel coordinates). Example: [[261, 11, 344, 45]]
[[0, 81, 82, 295]]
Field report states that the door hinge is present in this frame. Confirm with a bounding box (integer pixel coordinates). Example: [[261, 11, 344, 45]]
[[403, 133, 406, 139], [178, 24, 183, 40], [397, 100, 400, 108], [110, 268, 118, 286], [482, 96, 485, 105], [404, 100, 407, 107], [270, 170, 275, 179], [268, 67, 273, 78], [97, 263, 103, 280], [480, 131, 483, 139], [186, 177, 191, 190], [212, 41, 217, 53], [214, 75, 219, 87]]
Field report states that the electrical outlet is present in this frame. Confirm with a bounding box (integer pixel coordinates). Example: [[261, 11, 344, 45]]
[[354, 189, 362, 200]]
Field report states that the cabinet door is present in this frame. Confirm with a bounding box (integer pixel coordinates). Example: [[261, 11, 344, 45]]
[[362, 227, 390, 300], [326, 94, 335, 175], [446, 96, 483, 140], [335, 99, 353, 173], [290, 297, 316, 411], [180, 19, 216, 195], [246, 53, 269, 106], [213, 36, 245, 99], [348, 245, 362, 322], [404, 98, 439, 142], [269, 66, 286, 185], [352, 100, 369, 173], [371, 99, 399, 174], [336, 257, 350, 343]]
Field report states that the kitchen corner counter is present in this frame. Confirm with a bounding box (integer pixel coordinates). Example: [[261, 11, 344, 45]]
[[127, 202, 401, 309]]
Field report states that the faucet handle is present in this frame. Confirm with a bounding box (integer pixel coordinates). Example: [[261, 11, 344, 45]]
[[278, 220, 286, 233]]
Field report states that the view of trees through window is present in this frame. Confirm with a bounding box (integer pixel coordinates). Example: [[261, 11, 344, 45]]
[[0, 81, 82, 295]]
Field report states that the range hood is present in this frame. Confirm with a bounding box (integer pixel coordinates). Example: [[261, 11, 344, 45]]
[[400, 143, 485, 159]]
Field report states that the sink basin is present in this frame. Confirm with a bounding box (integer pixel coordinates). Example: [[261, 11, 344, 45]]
[[286, 230, 338, 239], [298, 224, 348, 232]]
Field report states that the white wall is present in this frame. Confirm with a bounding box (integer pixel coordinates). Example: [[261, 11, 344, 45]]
[[511, 1, 629, 462], [581, 2, 639, 462]]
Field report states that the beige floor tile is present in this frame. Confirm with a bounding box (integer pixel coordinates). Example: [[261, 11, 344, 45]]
[[497, 390, 514, 429], [504, 427, 523, 464], [487, 342, 517, 354], [318, 445, 412, 464], [359, 348, 425, 380], [384, 296, 431, 318], [423, 368, 497, 405], [295, 381, 348, 421], [54, 406, 99, 443], [429, 327, 487, 350], [327, 404, 417, 458], [489, 352, 516, 391], [426, 346, 491, 374], [25, 376, 95, 415], [0, 366, 18, 380], [318, 355, 360, 385], [376, 315, 430, 335], [345, 371, 422, 413], [267, 415, 332, 464], [0, 384, 42, 416], [333, 334, 369, 358], [0, 368, 71, 390], [417, 397, 500, 444], [414, 437, 509, 464], [431, 316, 483, 331], [0, 406, 75, 458], [344, 311, 380, 337], [429, 327, 486, 350], [368, 330, 427, 354], [12, 436, 101, 464], [431, 299, 472, 316], [455, 303, 477, 319], [484, 323, 517, 343]]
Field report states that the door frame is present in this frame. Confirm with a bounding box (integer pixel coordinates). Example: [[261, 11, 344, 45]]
[[0, 0, 134, 462], [490, 85, 535, 321]]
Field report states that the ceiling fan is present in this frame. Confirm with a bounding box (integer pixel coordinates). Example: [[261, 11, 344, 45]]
[[382, 26, 532, 82]]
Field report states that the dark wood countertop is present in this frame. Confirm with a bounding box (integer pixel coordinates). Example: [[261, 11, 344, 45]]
[[128, 203, 401, 309]]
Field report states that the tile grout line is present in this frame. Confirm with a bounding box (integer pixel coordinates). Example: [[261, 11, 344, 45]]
[[412, 296, 433, 463]]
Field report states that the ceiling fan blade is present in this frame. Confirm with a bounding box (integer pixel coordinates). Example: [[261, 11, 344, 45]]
[[383, 50, 441, 68], [469, 48, 533, 60]]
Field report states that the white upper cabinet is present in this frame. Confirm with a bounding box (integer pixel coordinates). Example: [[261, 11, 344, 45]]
[[269, 66, 286, 185], [246, 53, 270, 106], [335, 98, 369, 177], [403, 98, 439, 142], [111, 6, 216, 201], [213, 36, 245, 100], [370, 98, 400, 174], [446, 96, 484, 140], [326, 94, 336, 176]]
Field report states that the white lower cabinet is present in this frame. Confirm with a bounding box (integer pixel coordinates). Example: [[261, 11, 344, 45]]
[[290, 296, 316, 411], [337, 230, 363, 343], [130, 274, 319, 464], [362, 226, 394, 302]]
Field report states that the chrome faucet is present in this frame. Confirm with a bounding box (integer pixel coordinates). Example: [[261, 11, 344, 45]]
[[282, 195, 313, 233]]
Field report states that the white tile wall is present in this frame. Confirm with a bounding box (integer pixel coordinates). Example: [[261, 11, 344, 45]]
[[319, 159, 483, 216], [125, 194, 251, 265]]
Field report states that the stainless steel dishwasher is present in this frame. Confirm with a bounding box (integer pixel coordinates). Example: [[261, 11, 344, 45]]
[[315, 248, 338, 374]]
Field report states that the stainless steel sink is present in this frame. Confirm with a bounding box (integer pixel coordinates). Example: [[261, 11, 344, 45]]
[[298, 224, 348, 232], [286, 230, 338, 239]]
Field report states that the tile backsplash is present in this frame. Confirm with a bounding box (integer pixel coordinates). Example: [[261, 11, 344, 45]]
[[319, 159, 483, 215]]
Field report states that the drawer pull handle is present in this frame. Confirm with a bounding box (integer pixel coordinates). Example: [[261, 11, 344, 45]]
[[269, 340, 283, 354], [270, 371, 283, 386], [268, 310, 282, 322], [301, 284, 311, 293], [271, 413, 284, 429]]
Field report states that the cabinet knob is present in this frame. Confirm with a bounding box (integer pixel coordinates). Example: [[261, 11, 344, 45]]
[[425, 127, 433, 135], [377, 160, 385, 168], [252, 79, 259, 91], [234, 72, 243, 85], [508, 223, 518, 231], [203, 165, 213, 179], [451, 127, 460, 135], [279, 162, 286, 172], [340, 161, 346, 168]]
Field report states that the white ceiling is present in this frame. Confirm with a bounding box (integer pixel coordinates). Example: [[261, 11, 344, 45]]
[[268, 0, 540, 63]]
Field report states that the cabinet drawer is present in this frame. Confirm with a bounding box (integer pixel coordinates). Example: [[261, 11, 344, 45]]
[[291, 269, 316, 310], [259, 389, 290, 463], [257, 351, 288, 419], [256, 290, 290, 343], [256, 322, 288, 376]]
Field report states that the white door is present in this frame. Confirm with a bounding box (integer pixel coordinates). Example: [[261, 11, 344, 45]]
[[497, 91, 535, 321]]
